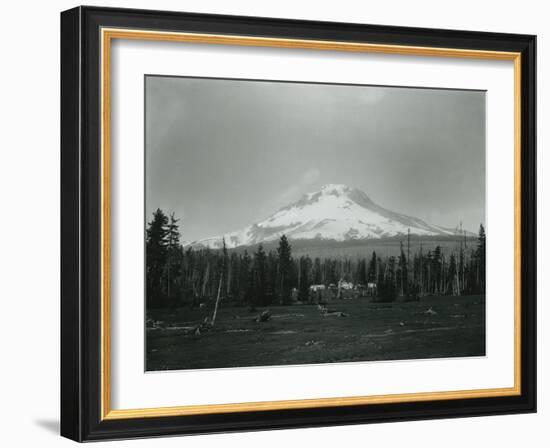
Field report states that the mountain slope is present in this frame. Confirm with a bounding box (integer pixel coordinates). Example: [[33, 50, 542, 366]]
[[187, 184, 466, 249]]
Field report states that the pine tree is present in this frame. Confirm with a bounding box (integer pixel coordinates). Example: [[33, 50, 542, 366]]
[[398, 242, 408, 296], [254, 244, 267, 306], [240, 251, 253, 307], [476, 224, 486, 293], [367, 251, 377, 283], [267, 251, 278, 303], [356, 258, 367, 286], [447, 253, 458, 295], [146, 209, 169, 307], [378, 256, 397, 302], [431, 246, 442, 294], [312, 257, 322, 284], [228, 252, 240, 300], [277, 235, 293, 304], [165, 212, 181, 301], [298, 256, 312, 302]]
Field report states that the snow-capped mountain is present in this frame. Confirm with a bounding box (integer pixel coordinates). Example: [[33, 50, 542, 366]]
[[186, 184, 466, 250]]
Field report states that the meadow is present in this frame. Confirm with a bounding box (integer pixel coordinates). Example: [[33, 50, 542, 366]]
[[146, 294, 485, 371]]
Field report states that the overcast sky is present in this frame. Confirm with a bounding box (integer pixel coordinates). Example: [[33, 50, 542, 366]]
[[145, 76, 485, 242]]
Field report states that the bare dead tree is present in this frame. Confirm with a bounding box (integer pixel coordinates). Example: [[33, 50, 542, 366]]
[[211, 237, 226, 326]]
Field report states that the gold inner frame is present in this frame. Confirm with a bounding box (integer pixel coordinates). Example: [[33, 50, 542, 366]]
[[100, 27, 522, 421]]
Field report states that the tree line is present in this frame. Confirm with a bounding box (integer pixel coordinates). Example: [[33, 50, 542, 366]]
[[146, 208, 486, 309]]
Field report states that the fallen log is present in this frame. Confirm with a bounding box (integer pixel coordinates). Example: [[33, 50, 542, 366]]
[[254, 310, 271, 322], [323, 311, 348, 317], [317, 304, 348, 317]]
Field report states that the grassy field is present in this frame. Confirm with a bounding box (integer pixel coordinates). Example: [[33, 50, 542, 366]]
[[146, 295, 485, 371]]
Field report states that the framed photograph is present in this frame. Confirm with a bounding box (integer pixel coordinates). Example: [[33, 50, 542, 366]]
[[60, 6, 536, 441]]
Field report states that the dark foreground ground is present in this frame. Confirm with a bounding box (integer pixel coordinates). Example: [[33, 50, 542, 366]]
[[146, 295, 485, 371]]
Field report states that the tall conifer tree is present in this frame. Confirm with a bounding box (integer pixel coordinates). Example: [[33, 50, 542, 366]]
[[277, 235, 293, 304], [146, 208, 169, 307]]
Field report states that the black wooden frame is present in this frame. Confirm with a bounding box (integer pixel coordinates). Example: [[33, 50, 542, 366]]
[[61, 6, 536, 442]]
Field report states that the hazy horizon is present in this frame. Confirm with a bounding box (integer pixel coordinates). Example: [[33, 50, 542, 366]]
[[145, 76, 486, 242]]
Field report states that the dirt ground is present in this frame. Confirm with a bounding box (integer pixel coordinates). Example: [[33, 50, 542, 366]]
[[146, 295, 485, 371]]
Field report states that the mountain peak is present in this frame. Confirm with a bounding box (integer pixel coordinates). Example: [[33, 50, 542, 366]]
[[186, 185, 459, 249], [320, 184, 351, 194]]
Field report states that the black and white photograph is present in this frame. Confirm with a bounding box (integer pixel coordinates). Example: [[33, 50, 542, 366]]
[[53, 4, 538, 443], [145, 76, 487, 371]]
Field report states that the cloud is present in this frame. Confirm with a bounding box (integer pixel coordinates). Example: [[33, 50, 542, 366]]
[[277, 168, 320, 204], [301, 168, 321, 185], [256, 168, 321, 220]]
